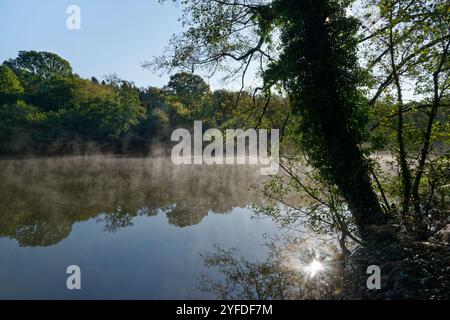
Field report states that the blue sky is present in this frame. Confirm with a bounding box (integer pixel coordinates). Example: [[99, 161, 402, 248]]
[[0, 0, 185, 88]]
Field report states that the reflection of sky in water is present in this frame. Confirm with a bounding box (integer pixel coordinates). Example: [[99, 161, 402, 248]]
[[0, 208, 278, 299], [0, 157, 279, 299]]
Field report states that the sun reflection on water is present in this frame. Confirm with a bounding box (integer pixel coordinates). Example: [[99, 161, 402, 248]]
[[304, 259, 325, 278]]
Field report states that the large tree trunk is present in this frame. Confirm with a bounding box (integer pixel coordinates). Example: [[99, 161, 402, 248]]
[[280, 0, 388, 241], [311, 83, 389, 239]]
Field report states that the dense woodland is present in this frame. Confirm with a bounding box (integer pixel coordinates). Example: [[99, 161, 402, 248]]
[[0, 50, 288, 156]]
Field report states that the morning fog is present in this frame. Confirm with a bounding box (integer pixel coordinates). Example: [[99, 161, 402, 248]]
[[171, 121, 280, 175]]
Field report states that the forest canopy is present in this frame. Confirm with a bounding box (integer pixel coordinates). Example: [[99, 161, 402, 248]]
[[0, 50, 288, 156]]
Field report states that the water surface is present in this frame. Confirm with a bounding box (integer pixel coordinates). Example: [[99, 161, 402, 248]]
[[0, 157, 279, 299]]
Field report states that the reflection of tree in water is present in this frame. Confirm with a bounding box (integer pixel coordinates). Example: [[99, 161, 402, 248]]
[[101, 207, 148, 233], [0, 157, 268, 246], [199, 241, 344, 300], [166, 205, 210, 228], [15, 220, 72, 247]]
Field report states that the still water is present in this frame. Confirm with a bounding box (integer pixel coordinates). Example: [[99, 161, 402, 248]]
[[0, 156, 279, 299]]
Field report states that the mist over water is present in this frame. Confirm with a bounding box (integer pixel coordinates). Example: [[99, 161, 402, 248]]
[[0, 156, 281, 299]]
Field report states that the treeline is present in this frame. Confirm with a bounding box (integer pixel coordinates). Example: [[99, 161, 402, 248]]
[[0, 51, 287, 156]]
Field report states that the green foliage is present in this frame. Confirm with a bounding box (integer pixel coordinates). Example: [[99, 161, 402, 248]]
[[0, 52, 148, 154], [0, 51, 286, 155], [0, 100, 46, 154], [0, 65, 23, 100], [154, 0, 449, 246], [5, 50, 73, 80], [165, 72, 210, 105], [163, 72, 212, 125]]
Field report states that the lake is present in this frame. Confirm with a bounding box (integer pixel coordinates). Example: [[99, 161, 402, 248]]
[[0, 156, 280, 299]]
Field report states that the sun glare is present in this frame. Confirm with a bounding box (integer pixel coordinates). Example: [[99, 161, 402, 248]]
[[304, 259, 325, 278]]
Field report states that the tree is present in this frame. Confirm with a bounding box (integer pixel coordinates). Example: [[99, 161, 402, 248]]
[[0, 65, 24, 104], [359, 0, 450, 238], [5, 50, 73, 80], [163, 72, 212, 124], [59, 77, 146, 142], [4, 51, 78, 111], [154, 0, 388, 241], [0, 53, 149, 154], [0, 100, 46, 154], [165, 72, 210, 105]]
